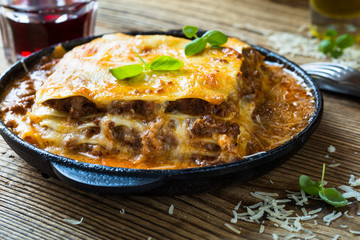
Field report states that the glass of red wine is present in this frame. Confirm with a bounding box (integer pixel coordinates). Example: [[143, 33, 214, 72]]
[[0, 0, 98, 63]]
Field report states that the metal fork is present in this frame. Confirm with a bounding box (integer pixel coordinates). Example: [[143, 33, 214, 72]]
[[301, 62, 360, 97]]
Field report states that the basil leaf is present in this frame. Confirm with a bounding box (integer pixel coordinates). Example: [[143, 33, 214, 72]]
[[202, 30, 228, 46], [325, 29, 337, 38], [318, 39, 335, 54], [330, 49, 343, 58], [319, 188, 348, 207], [150, 56, 184, 70], [336, 34, 355, 49], [109, 64, 144, 80], [299, 175, 321, 196], [144, 62, 151, 72], [184, 37, 207, 56], [183, 25, 198, 39]]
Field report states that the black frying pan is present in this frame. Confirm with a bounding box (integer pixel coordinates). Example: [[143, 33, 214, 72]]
[[0, 30, 323, 195]]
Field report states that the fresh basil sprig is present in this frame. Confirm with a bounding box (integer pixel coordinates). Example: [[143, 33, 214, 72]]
[[182, 25, 228, 56], [150, 55, 184, 70], [299, 164, 348, 207], [299, 175, 321, 196], [318, 29, 355, 58], [110, 53, 184, 80], [109, 64, 144, 80]]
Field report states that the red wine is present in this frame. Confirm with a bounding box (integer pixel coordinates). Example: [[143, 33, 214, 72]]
[[0, 0, 97, 62]]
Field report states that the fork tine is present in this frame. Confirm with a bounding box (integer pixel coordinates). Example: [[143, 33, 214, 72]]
[[302, 65, 343, 75], [301, 62, 360, 97], [302, 63, 353, 80], [302, 62, 352, 72], [301, 62, 344, 68], [304, 69, 336, 80]]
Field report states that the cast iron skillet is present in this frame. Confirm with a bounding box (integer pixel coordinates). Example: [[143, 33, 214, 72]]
[[0, 30, 323, 195]]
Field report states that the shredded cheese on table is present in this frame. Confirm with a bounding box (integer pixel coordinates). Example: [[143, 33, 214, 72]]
[[168, 204, 174, 215], [349, 175, 360, 187], [226, 173, 360, 239]]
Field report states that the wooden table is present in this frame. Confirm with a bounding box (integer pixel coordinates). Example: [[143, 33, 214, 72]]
[[1, 0, 359, 239]]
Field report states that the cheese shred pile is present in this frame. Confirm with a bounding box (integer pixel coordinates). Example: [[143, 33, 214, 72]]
[[225, 174, 360, 239]]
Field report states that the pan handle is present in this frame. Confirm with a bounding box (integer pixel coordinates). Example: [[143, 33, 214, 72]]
[[51, 162, 164, 194]]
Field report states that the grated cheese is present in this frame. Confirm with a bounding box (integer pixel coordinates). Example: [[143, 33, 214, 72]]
[[308, 208, 322, 215], [284, 233, 297, 239], [332, 235, 340, 240], [275, 199, 292, 203], [328, 145, 336, 153], [268, 32, 325, 59], [234, 201, 242, 211], [251, 192, 274, 201], [349, 175, 360, 187], [289, 194, 301, 205], [250, 209, 265, 220], [168, 204, 174, 215], [339, 185, 360, 201], [323, 211, 342, 226], [329, 163, 341, 168], [231, 210, 238, 223], [267, 31, 360, 68], [228, 175, 360, 239], [248, 202, 263, 209], [293, 218, 302, 231], [259, 224, 265, 233], [272, 233, 279, 240], [301, 214, 318, 221], [62, 217, 83, 225], [224, 223, 241, 234], [254, 191, 279, 197], [344, 211, 353, 218], [246, 207, 256, 216], [301, 207, 308, 216]]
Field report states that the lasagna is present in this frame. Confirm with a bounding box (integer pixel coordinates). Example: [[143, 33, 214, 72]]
[[0, 33, 315, 169]]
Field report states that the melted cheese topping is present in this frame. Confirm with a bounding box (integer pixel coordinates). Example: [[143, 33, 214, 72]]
[[36, 33, 248, 106]]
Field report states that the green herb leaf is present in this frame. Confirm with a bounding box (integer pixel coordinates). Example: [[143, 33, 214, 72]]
[[325, 29, 338, 38], [299, 175, 321, 196], [299, 163, 348, 207], [202, 30, 228, 46], [183, 25, 229, 56], [184, 37, 207, 56], [318, 39, 335, 54], [150, 55, 184, 70], [336, 34, 355, 49], [320, 163, 326, 190], [318, 31, 355, 58], [330, 49, 343, 58], [319, 188, 348, 207], [110, 64, 144, 80], [183, 25, 199, 39], [319, 164, 348, 207]]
